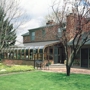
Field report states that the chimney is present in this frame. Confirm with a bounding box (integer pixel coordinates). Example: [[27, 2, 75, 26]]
[[46, 20, 55, 25], [66, 13, 77, 39]]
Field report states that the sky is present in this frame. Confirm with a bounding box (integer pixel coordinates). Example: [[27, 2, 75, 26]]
[[15, 0, 56, 45]]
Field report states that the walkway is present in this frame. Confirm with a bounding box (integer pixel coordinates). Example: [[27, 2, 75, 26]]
[[41, 64, 90, 75]]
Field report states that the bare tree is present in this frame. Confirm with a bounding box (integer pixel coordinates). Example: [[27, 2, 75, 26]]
[[45, 11, 66, 23], [50, 0, 90, 76]]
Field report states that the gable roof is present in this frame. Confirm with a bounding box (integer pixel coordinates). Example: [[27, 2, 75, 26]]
[[22, 32, 29, 36], [28, 24, 58, 31], [22, 24, 59, 36]]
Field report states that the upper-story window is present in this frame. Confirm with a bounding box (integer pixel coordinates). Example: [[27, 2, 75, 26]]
[[57, 28, 62, 38], [31, 32, 35, 41], [58, 28, 62, 32], [42, 29, 45, 37]]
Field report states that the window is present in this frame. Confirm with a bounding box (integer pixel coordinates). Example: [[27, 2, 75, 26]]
[[42, 29, 45, 38], [31, 32, 35, 41], [58, 28, 61, 32], [38, 49, 43, 60], [57, 28, 62, 37]]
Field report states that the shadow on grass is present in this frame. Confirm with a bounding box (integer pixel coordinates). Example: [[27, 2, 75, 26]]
[[39, 71, 90, 84], [38, 71, 90, 90]]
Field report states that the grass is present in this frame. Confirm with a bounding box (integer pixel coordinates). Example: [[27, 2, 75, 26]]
[[0, 71, 90, 90], [0, 63, 34, 74]]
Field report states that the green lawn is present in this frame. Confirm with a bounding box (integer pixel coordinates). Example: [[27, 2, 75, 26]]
[[0, 71, 90, 90]]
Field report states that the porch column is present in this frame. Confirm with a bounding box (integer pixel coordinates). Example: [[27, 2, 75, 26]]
[[5, 49, 7, 59], [53, 45, 54, 64], [37, 48, 39, 60], [1, 49, 4, 59], [28, 49, 30, 60], [24, 49, 26, 60], [13, 49, 15, 59], [16, 49, 18, 59], [42, 49, 44, 61], [14, 49, 17, 59], [32, 49, 34, 60], [48, 46, 49, 62], [20, 48, 22, 59]]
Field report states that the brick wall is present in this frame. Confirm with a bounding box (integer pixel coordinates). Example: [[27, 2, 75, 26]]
[[66, 13, 90, 40], [82, 20, 90, 32], [35, 25, 59, 42], [23, 36, 30, 43], [23, 25, 59, 43], [2, 59, 34, 66], [66, 13, 77, 40]]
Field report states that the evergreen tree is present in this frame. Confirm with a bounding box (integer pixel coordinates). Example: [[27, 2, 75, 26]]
[[0, 6, 17, 49]]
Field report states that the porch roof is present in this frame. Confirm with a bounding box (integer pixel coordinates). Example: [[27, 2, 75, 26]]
[[2, 40, 60, 50], [68, 38, 90, 46], [23, 40, 59, 49]]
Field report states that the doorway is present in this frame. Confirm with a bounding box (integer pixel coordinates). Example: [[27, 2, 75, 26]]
[[54, 46, 58, 63], [81, 48, 88, 68], [54, 46, 64, 64]]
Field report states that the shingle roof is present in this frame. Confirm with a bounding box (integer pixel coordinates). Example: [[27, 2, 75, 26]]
[[28, 24, 58, 31], [68, 32, 90, 46], [22, 32, 29, 36], [22, 24, 58, 36]]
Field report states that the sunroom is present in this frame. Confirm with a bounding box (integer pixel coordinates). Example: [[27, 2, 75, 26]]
[[1, 41, 65, 66]]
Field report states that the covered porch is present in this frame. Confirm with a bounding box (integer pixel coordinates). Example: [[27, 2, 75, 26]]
[[1, 41, 65, 66]]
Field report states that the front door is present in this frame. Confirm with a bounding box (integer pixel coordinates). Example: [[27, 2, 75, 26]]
[[54, 46, 58, 63], [81, 48, 88, 68]]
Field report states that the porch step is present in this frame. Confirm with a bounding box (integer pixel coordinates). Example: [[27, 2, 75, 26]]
[[49, 64, 66, 68]]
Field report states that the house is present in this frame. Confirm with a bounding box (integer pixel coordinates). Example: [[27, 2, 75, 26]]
[[2, 13, 90, 68], [22, 21, 66, 64]]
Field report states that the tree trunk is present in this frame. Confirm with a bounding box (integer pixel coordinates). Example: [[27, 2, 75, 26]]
[[66, 51, 75, 76], [66, 65, 70, 76]]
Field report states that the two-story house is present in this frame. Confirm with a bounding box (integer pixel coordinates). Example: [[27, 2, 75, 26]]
[[2, 13, 90, 68], [16, 13, 90, 68], [22, 21, 66, 64]]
